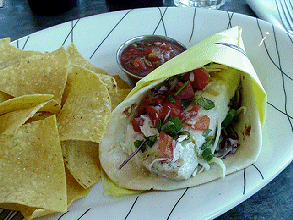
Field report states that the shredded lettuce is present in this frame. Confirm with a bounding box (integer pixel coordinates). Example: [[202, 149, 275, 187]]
[[210, 157, 226, 179]]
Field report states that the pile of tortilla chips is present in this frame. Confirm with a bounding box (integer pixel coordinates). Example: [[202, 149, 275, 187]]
[[0, 38, 132, 219]]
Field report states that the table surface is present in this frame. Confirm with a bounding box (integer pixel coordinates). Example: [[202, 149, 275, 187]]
[[1, 0, 293, 219]]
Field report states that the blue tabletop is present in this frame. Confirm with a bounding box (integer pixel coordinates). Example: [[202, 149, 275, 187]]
[[0, 0, 292, 219]]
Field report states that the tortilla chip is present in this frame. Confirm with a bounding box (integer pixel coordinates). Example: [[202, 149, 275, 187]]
[[65, 43, 117, 93], [62, 65, 116, 106], [66, 43, 109, 75], [0, 38, 42, 70], [0, 94, 53, 116], [110, 89, 131, 111], [65, 166, 92, 206], [96, 73, 117, 93], [0, 47, 68, 104], [57, 65, 111, 143], [0, 161, 91, 219], [25, 112, 53, 124], [62, 140, 101, 189], [113, 75, 132, 90], [0, 115, 67, 213], [0, 91, 13, 103], [0, 101, 50, 135], [39, 99, 61, 114], [0, 204, 54, 220]]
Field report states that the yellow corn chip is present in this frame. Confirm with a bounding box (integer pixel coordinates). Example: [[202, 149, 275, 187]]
[[66, 43, 109, 75], [57, 65, 111, 143], [113, 75, 132, 90], [0, 47, 68, 104], [0, 115, 67, 214], [65, 166, 92, 206], [110, 89, 131, 111], [0, 94, 53, 116], [0, 91, 13, 103], [0, 38, 42, 70], [0, 101, 50, 135], [62, 140, 101, 189]]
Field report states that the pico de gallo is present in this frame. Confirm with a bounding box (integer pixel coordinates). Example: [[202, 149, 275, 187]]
[[120, 64, 242, 180], [119, 37, 186, 77]]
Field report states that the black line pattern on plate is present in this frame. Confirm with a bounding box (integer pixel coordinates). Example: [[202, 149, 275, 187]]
[[274, 0, 293, 33], [76, 208, 91, 220], [124, 196, 139, 219], [22, 36, 30, 50], [256, 19, 293, 81], [89, 9, 133, 59], [226, 11, 234, 29], [288, 32, 293, 43], [243, 164, 265, 195], [252, 164, 265, 180], [243, 168, 246, 195], [267, 102, 293, 119], [167, 187, 189, 220], [152, 7, 168, 36], [16, 36, 30, 50], [189, 7, 197, 42], [57, 211, 69, 220], [61, 19, 80, 46], [257, 19, 293, 132]]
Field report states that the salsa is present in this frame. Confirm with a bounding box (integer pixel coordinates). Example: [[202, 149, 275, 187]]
[[131, 67, 211, 135], [120, 38, 186, 77]]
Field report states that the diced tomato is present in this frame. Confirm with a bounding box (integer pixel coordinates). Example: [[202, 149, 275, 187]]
[[184, 68, 210, 90], [151, 96, 165, 105], [144, 47, 155, 55], [146, 105, 162, 126], [192, 115, 210, 131], [131, 116, 145, 133], [158, 132, 175, 160], [175, 81, 195, 99], [136, 98, 153, 115], [161, 103, 183, 119], [182, 104, 201, 123]]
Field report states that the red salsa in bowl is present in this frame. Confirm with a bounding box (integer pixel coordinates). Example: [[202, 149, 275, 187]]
[[117, 35, 186, 83]]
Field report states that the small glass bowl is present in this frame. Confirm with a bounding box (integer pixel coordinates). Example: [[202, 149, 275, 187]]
[[116, 35, 186, 85]]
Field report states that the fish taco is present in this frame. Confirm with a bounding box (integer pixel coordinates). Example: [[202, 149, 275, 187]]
[[99, 27, 265, 191]]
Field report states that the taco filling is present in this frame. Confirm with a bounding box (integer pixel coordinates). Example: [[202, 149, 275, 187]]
[[119, 63, 243, 180]]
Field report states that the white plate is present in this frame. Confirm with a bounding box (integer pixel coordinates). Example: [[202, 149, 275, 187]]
[[11, 7, 293, 220]]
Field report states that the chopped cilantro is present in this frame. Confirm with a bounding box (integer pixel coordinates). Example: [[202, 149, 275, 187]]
[[200, 136, 215, 150], [134, 140, 147, 153], [159, 116, 183, 139], [202, 129, 212, 137], [168, 95, 176, 104], [222, 109, 239, 128], [157, 117, 163, 132], [196, 97, 215, 110], [180, 98, 193, 109], [174, 81, 189, 96], [146, 135, 158, 147], [202, 148, 213, 161], [134, 135, 158, 153], [175, 75, 185, 82]]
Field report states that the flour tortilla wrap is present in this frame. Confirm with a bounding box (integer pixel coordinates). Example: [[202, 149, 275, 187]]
[[99, 27, 266, 191]]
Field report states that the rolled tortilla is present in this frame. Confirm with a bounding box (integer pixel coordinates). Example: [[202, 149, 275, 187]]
[[99, 27, 265, 191], [99, 65, 261, 191]]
